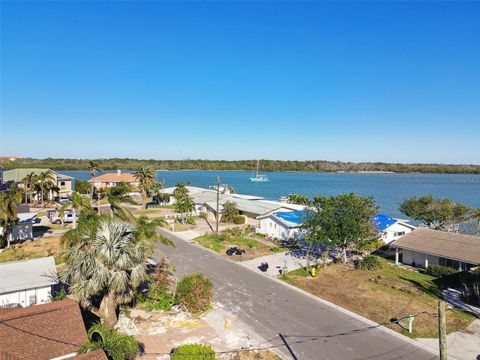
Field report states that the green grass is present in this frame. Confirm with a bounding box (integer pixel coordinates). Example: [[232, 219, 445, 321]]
[[194, 234, 270, 253]]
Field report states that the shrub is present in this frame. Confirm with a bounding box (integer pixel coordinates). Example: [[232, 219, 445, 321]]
[[142, 289, 176, 312], [221, 201, 239, 223], [233, 215, 245, 224], [354, 255, 382, 271], [171, 343, 216, 360], [176, 273, 214, 314], [78, 323, 139, 360], [426, 264, 458, 278], [186, 216, 196, 225]]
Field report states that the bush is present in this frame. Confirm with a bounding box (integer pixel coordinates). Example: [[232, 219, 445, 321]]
[[171, 343, 216, 360], [354, 255, 382, 271], [142, 288, 176, 311], [186, 216, 196, 225], [233, 215, 245, 224], [426, 264, 458, 278], [176, 273, 214, 314]]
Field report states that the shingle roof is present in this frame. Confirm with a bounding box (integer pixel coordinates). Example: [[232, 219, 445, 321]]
[[0, 257, 57, 294], [0, 299, 89, 360], [393, 228, 480, 264], [90, 172, 138, 183], [72, 349, 108, 360]]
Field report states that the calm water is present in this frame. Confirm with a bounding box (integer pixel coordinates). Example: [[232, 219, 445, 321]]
[[62, 170, 480, 219]]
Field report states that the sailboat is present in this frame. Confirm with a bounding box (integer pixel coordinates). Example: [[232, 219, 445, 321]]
[[250, 160, 269, 182]]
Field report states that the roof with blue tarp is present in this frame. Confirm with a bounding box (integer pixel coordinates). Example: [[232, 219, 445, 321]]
[[274, 210, 307, 225], [373, 214, 397, 231]]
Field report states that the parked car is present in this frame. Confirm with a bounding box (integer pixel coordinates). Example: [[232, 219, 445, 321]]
[[57, 196, 70, 204], [50, 210, 76, 224]]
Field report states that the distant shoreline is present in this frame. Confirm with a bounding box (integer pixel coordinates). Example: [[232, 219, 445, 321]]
[[1, 158, 479, 174]]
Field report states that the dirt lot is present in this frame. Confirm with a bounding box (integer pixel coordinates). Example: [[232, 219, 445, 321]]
[[282, 258, 475, 338], [0, 236, 63, 264]]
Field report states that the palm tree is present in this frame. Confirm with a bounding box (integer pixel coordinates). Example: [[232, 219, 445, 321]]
[[106, 183, 137, 222], [21, 172, 36, 204], [0, 184, 22, 248], [135, 215, 173, 246], [59, 220, 151, 325], [471, 208, 480, 235], [89, 161, 102, 202], [133, 167, 156, 209], [173, 183, 195, 223], [35, 171, 57, 205], [68, 192, 92, 229]]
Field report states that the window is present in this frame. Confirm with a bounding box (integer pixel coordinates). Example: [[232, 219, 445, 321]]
[[29, 294, 37, 306], [394, 231, 405, 237], [60, 181, 65, 186], [439, 257, 460, 269]]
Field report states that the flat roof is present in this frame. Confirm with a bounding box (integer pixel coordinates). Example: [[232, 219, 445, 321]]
[[0, 257, 57, 293], [393, 228, 480, 264]]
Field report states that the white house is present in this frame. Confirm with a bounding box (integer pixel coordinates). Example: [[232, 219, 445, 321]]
[[373, 214, 416, 244], [0, 212, 37, 244], [0, 257, 57, 308], [257, 210, 306, 240], [392, 228, 480, 271]]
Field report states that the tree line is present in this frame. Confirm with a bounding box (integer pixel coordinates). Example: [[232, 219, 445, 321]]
[[2, 157, 480, 173]]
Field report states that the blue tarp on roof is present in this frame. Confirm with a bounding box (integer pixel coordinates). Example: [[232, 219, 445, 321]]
[[373, 214, 397, 231], [274, 210, 307, 225]]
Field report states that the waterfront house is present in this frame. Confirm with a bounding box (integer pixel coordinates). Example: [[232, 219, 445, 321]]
[[89, 169, 140, 190], [257, 210, 306, 240], [0, 257, 57, 308], [392, 228, 480, 270], [0, 299, 107, 360], [373, 214, 416, 244], [2, 168, 74, 198]]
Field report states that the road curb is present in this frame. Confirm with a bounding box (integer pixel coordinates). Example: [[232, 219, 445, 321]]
[[159, 228, 442, 358]]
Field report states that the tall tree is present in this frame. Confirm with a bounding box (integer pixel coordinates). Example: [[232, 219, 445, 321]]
[[133, 167, 156, 209], [470, 208, 480, 235], [173, 183, 195, 223], [35, 171, 57, 205], [287, 194, 311, 206], [21, 172, 36, 204], [67, 192, 92, 229], [308, 194, 378, 264], [0, 184, 22, 248], [106, 183, 137, 222], [221, 201, 239, 223], [59, 220, 151, 325], [399, 195, 471, 230], [89, 161, 102, 201]]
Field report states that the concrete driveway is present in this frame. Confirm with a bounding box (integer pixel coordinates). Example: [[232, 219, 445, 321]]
[[155, 228, 438, 360]]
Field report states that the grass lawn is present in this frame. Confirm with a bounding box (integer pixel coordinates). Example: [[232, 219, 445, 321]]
[[0, 236, 64, 265], [281, 257, 474, 338], [193, 234, 286, 261]]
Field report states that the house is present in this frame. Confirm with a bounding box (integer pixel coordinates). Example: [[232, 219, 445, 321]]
[[0, 299, 108, 360], [0, 211, 37, 243], [257, 210, 306, 240], [392, 228, 480, 270], [373, 214, 416, 244], [89, 170, 140, 190], [0, 257, 57, 308], [2, 168, 74, 197]]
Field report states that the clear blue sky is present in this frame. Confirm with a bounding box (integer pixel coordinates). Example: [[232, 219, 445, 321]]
[[1, 1, 479, 164]]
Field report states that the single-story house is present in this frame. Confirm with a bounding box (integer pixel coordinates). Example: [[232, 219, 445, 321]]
[[0, 257, 57, 308], [0, 211, 37, 243], [373, 214, 416, 244], [89, 170, 140, 190], [257, 210, 306, 240], [2, 168, 74, 197], [392, 228, 480, 270], [0, 299, 108, 360]]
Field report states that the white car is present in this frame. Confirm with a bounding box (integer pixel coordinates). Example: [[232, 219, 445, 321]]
[[50, 211, 76, 224]]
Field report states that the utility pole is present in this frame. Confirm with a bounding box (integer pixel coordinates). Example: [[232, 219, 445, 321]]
[[438, 300, 447, 360], [215, 175, 220, 235]]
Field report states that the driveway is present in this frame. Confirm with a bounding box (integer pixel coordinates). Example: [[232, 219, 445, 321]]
[[155, 229, 438, 360]]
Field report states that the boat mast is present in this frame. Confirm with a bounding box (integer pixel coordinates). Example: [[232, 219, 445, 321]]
[[256, 160, 260, 177]]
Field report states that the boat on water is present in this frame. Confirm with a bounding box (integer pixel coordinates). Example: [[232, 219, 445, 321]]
[[250, 160, 269, 182]]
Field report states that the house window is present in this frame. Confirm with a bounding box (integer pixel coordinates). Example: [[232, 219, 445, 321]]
[[60, 181, 65, 186], [29, 294, 37, 306], [439, 257, 460, 269], [394, 231, 405, 237]]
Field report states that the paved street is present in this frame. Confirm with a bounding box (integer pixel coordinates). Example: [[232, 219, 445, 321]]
[[155, 229, 438, 360]]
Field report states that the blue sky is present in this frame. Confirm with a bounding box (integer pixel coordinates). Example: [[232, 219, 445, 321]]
[[1, 1, 479, 163]]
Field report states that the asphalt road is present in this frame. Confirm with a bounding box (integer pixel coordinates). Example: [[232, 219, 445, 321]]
[[155, 229, 437, 360]]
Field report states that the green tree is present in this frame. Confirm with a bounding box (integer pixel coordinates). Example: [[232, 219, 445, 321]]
[[35, 171, 57, 205], [173, 183, 195, 223], [74, 179, 91, 194], [308, 194, 378, 264], [135, 215, 173, 246], [21, 172, 36, 204], [221, 201, 239, 223], [0, 184, 22, 248], [67, 192, 92, 229], [134, 167, 156, 209], [287, 194, 311, 206], [89, 161, 102, 201], [399, 195, 471, 230], [78, 323, 139, 360], [470, 208, 480, 235], [106, 183, 136, 222], [59, 220, 151, 325]]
